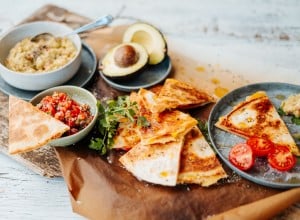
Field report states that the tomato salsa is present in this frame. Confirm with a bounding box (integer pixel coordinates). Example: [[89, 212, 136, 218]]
[[37, 91, 93, 135]]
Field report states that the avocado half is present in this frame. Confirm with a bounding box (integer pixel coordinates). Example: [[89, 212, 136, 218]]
[[123, 23, 167, 65], [101, 42, 149, 79]]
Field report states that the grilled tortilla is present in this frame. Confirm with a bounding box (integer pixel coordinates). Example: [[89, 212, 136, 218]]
[[119, 138, 184, 186], [136, 89, 197, 145], [153, 78, 214, 113], [215, 91, 300, 156], [8, 95, 70, 154], [177, 126, 227, 186], [112, 121, 140, 150]]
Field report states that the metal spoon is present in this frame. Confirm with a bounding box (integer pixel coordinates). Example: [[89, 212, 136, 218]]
[[31, 14, 113, 42]]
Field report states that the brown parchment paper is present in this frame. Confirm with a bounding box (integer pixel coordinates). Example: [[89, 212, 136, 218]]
[[1, 4, 299, 219]]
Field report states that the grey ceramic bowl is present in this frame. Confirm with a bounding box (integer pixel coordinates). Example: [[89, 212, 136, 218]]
[[0, 21, 82, 91], [30, 86, 98, 146]]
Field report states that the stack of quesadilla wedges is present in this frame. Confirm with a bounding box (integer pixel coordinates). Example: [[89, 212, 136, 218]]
[[116, 79, 228, 186]]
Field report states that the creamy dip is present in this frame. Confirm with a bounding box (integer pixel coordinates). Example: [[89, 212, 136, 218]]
[[5, 37, 77, 73], [281, 94, 300, 117]]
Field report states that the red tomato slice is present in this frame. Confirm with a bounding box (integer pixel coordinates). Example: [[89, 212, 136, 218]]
[[246, 137, 274, 157], [229, 143, 254, 171], [267, 145, 296, 171]]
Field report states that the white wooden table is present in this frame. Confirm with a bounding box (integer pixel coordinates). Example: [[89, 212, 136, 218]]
[[0, 0, 299, 219]]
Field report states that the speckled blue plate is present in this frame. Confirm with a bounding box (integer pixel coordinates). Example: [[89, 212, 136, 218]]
[[99, 56, 172, 92], [0, 42, 97, 100], [208, 82, 300, 189]]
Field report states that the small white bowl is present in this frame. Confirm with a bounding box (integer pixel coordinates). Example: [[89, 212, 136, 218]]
[[30, 86, 98, 146], [0, 21, 82, 91]]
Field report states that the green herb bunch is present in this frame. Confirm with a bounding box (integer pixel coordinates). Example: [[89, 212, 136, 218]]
[[278, 107, 300, 125], [89, 96, 149, 155]]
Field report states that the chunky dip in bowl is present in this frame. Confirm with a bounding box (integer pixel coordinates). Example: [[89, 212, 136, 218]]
[[0, 21, 82, 91]]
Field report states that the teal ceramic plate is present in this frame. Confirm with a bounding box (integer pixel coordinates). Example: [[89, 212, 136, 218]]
[[208, 82, 300, 189], [0, 42, 97, 100], [99, 56, 172, 92]]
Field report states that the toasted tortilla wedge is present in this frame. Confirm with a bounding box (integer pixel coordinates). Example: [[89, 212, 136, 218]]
[[8, 95, 70, 154], [119, 138, 184, 186], [135, 88, 198, 145], [153, 78, 214, 113], [112, 121, 140, 150], [215, 91, 300, 156], [177, 127, 227, 186]]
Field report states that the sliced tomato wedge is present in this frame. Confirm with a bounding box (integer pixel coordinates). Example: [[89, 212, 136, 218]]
[[229, 143, 254, 171], [246, 137, 274, 157], [267, 145, 296, 171]]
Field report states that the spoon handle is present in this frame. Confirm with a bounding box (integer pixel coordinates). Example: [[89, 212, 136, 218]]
[[66, 14, 113, 36]]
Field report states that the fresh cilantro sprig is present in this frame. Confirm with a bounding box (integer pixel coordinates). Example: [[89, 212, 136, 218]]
[[278, 107, 300, 125], [291, 116, 300, 125], [277, 107, 286, 116], [89, 96, 149, 155]]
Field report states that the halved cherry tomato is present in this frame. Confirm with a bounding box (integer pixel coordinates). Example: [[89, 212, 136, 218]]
[[229, 143, 254, 171], [246, 137, 274, 157], [267, 145, 296, 171]]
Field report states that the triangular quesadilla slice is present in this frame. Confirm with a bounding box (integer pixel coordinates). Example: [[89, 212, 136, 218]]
[[177, 126, 227, 186], [153, 78, 215, 113], [8, 95, 70, 154], [215, 91, 300, 156], [119, 138, 184, 186], [135, 88, 197, 145]]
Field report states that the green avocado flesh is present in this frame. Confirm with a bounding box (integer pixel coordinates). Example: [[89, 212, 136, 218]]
[[123, 23, 167, 65]]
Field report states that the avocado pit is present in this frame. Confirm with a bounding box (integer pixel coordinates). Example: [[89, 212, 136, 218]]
[[101, 42, 149, 79], [114, 45, 139, 68]]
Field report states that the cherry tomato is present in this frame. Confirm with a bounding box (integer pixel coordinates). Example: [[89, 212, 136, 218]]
[[267, 145, 296, 171], [229, 143, 254, 171], [246, 137, 274, 157]]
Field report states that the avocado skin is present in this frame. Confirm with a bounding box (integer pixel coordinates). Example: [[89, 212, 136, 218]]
[[101, 63, 148, 81]]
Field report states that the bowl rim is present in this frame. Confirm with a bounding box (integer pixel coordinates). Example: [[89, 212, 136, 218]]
[[30, 85, 98, 144], [0, 21, 82, 76]]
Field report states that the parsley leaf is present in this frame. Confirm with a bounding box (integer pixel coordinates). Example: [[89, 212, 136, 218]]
[[89, 96, 149, 155], [277, 107, 286, 116], [292, 116, 300, 125]]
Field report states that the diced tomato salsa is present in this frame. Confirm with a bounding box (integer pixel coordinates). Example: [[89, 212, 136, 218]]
[[37, 91, 93, 135]]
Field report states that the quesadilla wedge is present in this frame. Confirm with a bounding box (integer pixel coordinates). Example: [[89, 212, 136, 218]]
[[177, 126, 227, 186], [153, 78, 215, 113], [135, 88, 198, 145], [8, 95, 70, 154], [215, 91, 300, 156], [119, 138, 184, 186], [112, 121, 140, 150]]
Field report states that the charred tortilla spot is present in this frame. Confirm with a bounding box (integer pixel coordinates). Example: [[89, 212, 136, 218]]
[[34, 124, 49, 137], [253, 99, 272, 113]]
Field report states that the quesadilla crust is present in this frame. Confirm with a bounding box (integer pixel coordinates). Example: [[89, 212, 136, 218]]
[[215, 91, 300, 156], [136, 88, 197, 145], [139, 110, 197, 145], [177, 127, 227, 186], [154, 78, 215, 112], [9, 96, 70, 154], [112, 122, 140, 150], [119, 139, 184, 186], [180, 152, 223, 173]]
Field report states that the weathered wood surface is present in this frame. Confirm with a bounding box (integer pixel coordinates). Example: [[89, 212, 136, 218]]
[[0, 1, 299, 219]]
